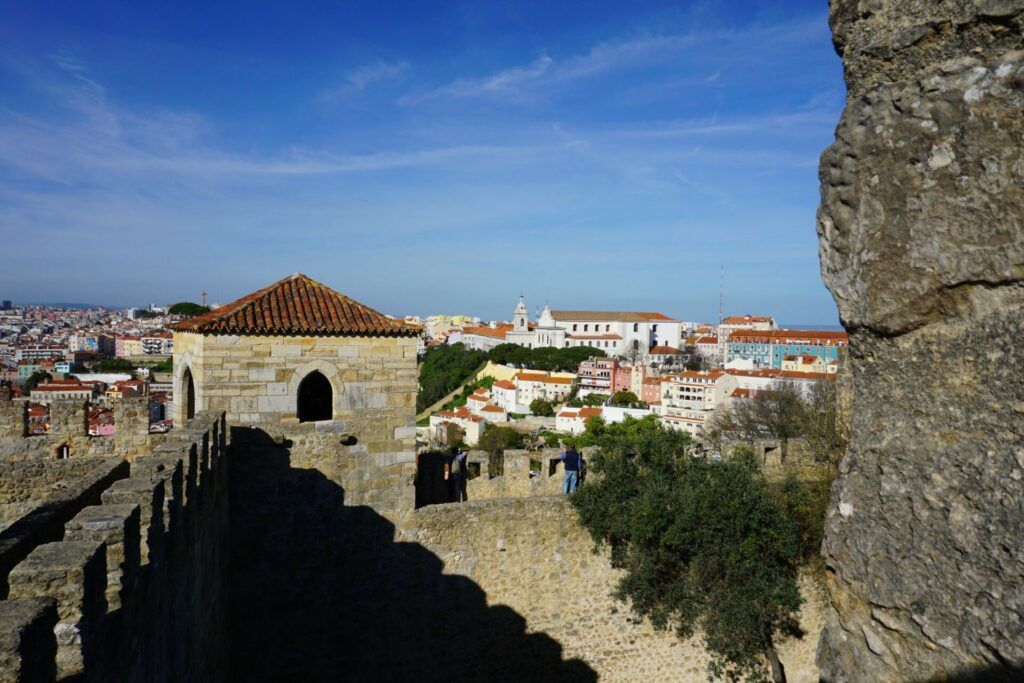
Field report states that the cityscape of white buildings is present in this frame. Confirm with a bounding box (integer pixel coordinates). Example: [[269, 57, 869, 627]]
[[1, 293, 847, 444], [419, 296, 848, 445]]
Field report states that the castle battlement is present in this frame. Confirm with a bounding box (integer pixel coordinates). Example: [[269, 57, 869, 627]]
[[0, 412, 227, 682], [0, 396, 155, 462]]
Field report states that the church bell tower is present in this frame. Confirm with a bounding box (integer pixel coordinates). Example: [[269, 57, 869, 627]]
[[514, 295, 528, 332]]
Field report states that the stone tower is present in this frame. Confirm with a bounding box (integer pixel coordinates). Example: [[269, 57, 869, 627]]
[[513, 295, 528, 332], [170, 274, 421, 507]]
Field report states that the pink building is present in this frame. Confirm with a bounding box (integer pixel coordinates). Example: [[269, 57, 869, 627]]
[[640, 377, 663, 405], [611, 364, 633, 394], [89, 407, 116, 436], [577, 357, 618, 396]]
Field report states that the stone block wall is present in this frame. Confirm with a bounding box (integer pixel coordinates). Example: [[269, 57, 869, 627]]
[[0, 412, 228, 682], [394, 498, 827, 682], [0, 398, 156, 464], [0, 459, 129, 598], [0, 400, 25, 439], [174, 331, 418, 513], [462, 448, 566, 500]]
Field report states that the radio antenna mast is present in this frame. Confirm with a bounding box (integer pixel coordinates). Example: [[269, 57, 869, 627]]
[[718, 265, 724, 325]]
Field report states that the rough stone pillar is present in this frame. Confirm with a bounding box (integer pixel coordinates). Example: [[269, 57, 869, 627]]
[[49, 400, 89, 439], [65, 505, 141, 611], [8, 541, 107, 680], [0, 598, 58, 683], [817, 2, 1024, 680], [0, 397, 26, 438], [114, 397, 151, 457]]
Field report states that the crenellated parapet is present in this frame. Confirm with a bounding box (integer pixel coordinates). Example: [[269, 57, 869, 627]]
[[415, 447, 601, 504], [0, 412, 228, 682], [0, 397, 156, 462]]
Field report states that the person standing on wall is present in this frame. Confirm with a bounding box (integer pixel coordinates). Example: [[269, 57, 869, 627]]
[[560, 442, 582, 495], [450, 447, 469, 503]]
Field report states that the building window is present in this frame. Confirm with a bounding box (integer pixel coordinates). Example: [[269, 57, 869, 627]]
[[633, 323, 639, 332], [573, 324, 577, 331], [297, 371, 333, 422], [584, 324, 589, 332], [182, 366, 196, 420]]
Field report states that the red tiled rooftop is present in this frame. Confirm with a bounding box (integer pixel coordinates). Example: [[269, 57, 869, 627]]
[[515, 372, 573, 385], [461, 325, 511, 340], [728, 329, 849, 343], [677, 370, 725, 380], [649, 345, 682, 355], [722, 315, 775, 324], [171, 273, 420, 338]]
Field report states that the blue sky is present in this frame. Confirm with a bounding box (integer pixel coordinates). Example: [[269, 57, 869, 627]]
[[0, 1, 844, 325]]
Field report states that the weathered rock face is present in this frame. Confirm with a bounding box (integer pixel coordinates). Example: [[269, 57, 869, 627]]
[[817, 2, 1024, 680]]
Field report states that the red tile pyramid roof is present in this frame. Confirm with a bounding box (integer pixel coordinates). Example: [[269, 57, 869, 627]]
[[171, 273, 420, 338], [649, 345, 682, 355]]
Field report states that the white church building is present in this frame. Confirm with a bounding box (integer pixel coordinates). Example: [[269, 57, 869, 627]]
[[463, 296, 683, 358]]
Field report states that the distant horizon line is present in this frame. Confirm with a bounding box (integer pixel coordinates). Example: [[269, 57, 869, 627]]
[[6, 301, 842, 331]]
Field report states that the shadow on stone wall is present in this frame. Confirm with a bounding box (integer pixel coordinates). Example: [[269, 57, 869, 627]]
[[943, 665, 1024, 682], [228, 427, 596, 683]]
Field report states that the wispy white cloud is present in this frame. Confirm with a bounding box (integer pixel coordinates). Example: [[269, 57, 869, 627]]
[[399, 55, 552, 104], [595, 109, 839, 139], [399, 16, 824, 105], [316, 60, 411, 102], [346, 60, 409, 90], [0, 58, 556, 184]]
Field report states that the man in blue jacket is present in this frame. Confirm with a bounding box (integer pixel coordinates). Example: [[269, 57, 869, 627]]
[[560, 444, 582, 494]]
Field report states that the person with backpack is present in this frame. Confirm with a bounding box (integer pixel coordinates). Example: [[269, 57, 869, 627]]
[[560, 443, 582, 495], [449, 447, 469, 503]]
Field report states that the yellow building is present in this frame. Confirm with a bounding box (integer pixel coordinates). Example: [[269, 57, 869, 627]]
[[780, 354, 826, 374]]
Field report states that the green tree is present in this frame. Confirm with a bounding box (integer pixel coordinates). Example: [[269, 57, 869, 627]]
[[91, 357, 137, 375], [609, 390, 641, 407], [168, 302, 211, 317], [529, 398, 555, 417], [417, 343, 487, 412], [150, 358, 174, 373], [731, 382, 807, 460], [487, 344, 604, 372], [24, 370, 52, 391], [685, 349, 711, 371], [771, 475, 833, 569], [800, 380, 847, 470], [477, 424, 525, 455], [572, 417, 804, 682]]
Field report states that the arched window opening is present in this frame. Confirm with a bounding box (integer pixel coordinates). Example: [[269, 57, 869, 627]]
[[182, 367, 196, 420], [297, 371, 333, 422]]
